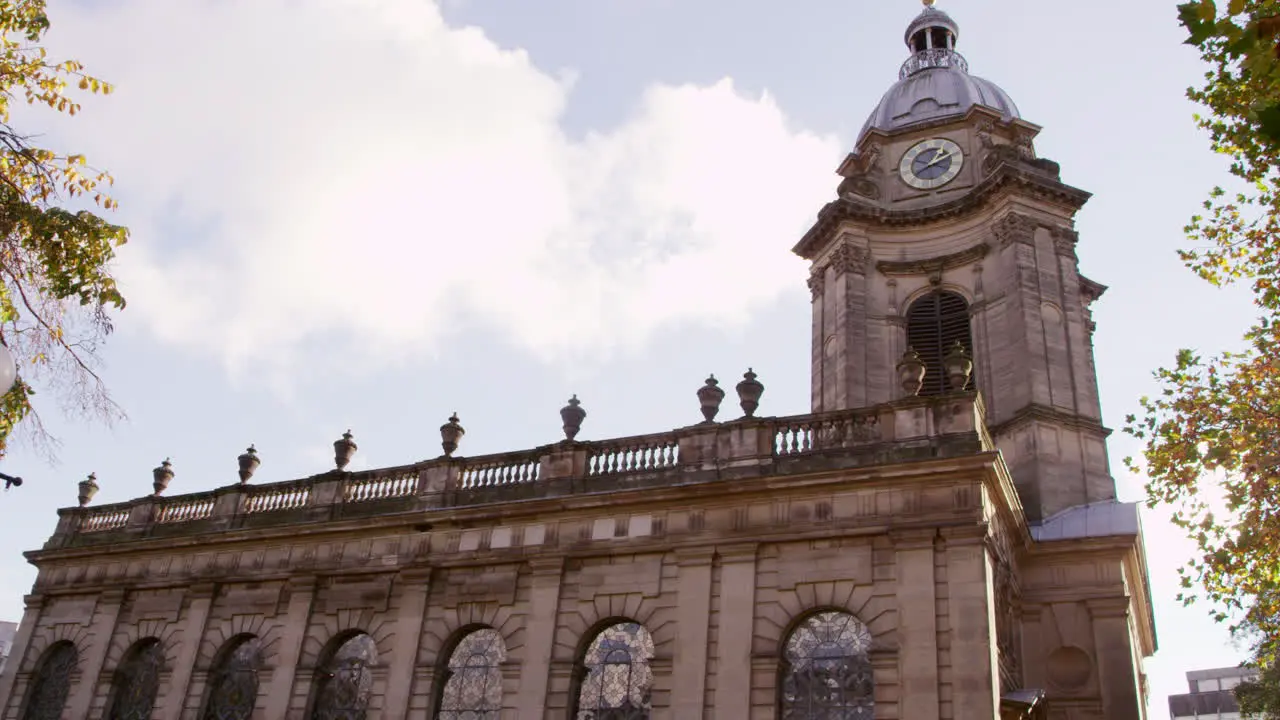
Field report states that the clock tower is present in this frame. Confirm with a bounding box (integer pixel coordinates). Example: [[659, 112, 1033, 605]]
[[795, 4, 1111, 523]]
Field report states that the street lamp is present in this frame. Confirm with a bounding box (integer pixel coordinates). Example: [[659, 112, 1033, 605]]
[[0, 343, 22, 490]]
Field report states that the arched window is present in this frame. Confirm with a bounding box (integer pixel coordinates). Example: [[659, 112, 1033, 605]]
[[779, 611, 874, 719], [571, 621, 654, 720], [106, 638, 163, 720], [435, 628, 506, 719], [202, 635, 264, 720], [311, 633, 378, 720], [21, 641, 77, 720], [906, 290, 974, 396]]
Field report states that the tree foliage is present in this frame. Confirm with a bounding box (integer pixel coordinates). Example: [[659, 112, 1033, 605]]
[[0, 0, 127, 458], [1125, 0, 1280, 711]]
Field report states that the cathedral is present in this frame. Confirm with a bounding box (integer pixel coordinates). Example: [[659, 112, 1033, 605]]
[[0, 4, 1156, 719]]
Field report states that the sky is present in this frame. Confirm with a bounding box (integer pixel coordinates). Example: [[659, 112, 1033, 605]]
[[0, 0, 1260, 714]]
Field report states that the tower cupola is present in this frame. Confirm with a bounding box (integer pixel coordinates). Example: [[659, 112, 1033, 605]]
[[858, 1, 1019, 141]]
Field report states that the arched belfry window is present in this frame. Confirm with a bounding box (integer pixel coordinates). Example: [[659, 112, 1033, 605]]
[[906, 290, 974, 395], [570, 621, 655, 720], [202, 635, 264, 720], [106, 638, 163, 720], [779, 611, 874, 719], [311, 633, 378, 720], [21, 641, 77, 720], [434, 628, 506, 719]]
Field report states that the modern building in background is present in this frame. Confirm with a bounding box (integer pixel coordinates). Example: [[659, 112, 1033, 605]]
[[1167, 667, 1259, 720], [0, 622, 17, 678], [0, 4, 1156, 720]]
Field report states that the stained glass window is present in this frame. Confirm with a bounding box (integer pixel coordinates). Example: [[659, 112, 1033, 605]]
[[780, 611, 874, 720], [572, 622, 654, 720], [202, 636, 264, 720], [21, 641, 77, 720], [311, 633, 378, 720], [436, 628, 506, 719], [107, 638, 163, 720]]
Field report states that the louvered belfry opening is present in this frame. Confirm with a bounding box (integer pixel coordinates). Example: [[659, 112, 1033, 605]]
[[906, 291, 974, 396]]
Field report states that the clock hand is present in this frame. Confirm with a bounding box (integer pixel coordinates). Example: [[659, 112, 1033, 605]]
[[923, 149, 952, 169]]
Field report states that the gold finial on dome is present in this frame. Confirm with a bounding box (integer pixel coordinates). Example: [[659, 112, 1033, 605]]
[[923, 0, 936, 5]]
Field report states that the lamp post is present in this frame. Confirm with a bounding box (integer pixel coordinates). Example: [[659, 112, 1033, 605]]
[[0, 343, 23, 490]]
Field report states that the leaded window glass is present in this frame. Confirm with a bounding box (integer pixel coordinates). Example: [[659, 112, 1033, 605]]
[[435, 628, 506, 719], [21, 642, 77, 720], [202, 636, 264, 720], [311, 633, 378, 720], [780, 611, 874, 720], [572, 622, 654, 720], [107, 638, 163, 720]]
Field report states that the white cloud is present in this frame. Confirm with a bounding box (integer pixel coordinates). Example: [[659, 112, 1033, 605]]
[[37, 0, 839, 382]]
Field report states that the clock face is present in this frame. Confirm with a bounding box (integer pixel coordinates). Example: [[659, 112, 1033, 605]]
[[899, 138, 964, 190]]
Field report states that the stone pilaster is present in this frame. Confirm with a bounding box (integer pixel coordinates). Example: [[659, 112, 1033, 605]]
[[515, 557, 564, 717], [670, 548, 715, 719], [261, 576, 316, 720], [64, 588, 125, 720], [160, 583, 216, 720], [892, 529, 940, 720], [381, 569, 432, 720], [0, 595, 43, 718], [943, 527, 998, 720], [1088, 598, 1142, 720], [711, 543, 757, 719]]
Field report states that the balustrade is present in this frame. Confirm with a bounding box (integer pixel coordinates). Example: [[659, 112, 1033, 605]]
[[57, 395, 983, 541], [155, 496, 215, 524], [586, 435, 679, 476], [344, 470, 417, 503], [244, 482, 311, 514], [459, 453, 540, 488], [81, 507, 129, 533]]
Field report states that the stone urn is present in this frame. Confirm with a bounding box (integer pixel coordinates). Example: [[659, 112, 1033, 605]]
[[237, 445, 261, 484], [440, 413, 465, 456], [152, 458, 174, 496], [334, 430, 357, 470], [697, 375, 725, 423], [897, 348, 926, 397], [944, 340, 973, 391], [78, 473, 99, 507], [736, 369, 765, 418], [561, 395, 586, 441]]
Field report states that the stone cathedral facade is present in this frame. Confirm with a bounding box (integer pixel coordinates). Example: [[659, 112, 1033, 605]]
[[0, 6, 1156, 720]]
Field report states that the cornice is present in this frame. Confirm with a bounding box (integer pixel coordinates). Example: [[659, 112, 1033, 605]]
[[988, 404, 1112, 439], [792, 163, 1092, 259], [876, 243, 989, 277]]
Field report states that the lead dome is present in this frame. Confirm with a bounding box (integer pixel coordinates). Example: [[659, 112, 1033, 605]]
[[859, 5, 1020, 140]]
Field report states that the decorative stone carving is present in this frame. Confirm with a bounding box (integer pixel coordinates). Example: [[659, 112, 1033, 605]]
[[333, 431, 357, 470], [896, 349, 926, 397], [943, 341, 973, 391], [993, 213, 1037, 248], [152, 460, 173, 497], [237, 446, 260, 484], [1051, 226, 1080, 258], [736, 369, 764, 417], [807, 269, 826, 300], [77, 473, 98, 507], [696, 375, 725, 423], [1015, 127, 1037, 159], [561, 395, 586, 441], [976, 120, 996, 148], [440, 413, 465, 456], [981, 144, 1021, 175], [829, 242, 870, 276], [838, 175, 881, 201]]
